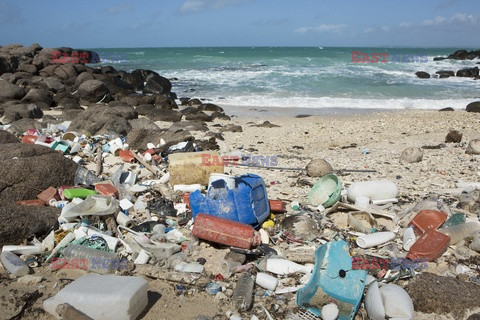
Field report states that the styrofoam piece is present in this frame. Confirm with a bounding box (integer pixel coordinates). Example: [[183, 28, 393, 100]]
[[354, 196, 369, 209], [174, 262, 204, 273], [43, 274, 148, 320], [147, 143, 156, 149], [119, 198, 134, 211], [356, 232, 396, 248], [255, 272, 278, 291], [259, 229, 270, 244], [134, 250, 150, 265], [159, 172, 170, 184], [365, 280, 386, 320], [116, 211, 134, 228]]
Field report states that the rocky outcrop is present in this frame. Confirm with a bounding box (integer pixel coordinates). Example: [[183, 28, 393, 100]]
[[415, 71, 430, 79]]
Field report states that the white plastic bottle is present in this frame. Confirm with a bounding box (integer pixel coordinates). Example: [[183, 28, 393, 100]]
[[347, 180, 398, 202]]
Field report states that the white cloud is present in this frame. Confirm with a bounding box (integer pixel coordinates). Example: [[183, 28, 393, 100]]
[[421, 13, 478, 27], [180, 0, 251, 13], [363, 27, 375, 34], [107, 3, 133, 14], [294, 24, 348, 34], [398, 22, 412, 28]]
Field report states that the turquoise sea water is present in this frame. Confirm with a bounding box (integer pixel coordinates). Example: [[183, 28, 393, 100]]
[[90, 47, 480, 110]]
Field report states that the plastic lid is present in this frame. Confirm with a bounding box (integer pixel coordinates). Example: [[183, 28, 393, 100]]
[[407, 229, 450, 261], [408, 210, 447, 235]]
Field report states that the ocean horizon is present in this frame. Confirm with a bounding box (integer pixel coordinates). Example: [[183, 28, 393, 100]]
[[90, 46, 480, 110]]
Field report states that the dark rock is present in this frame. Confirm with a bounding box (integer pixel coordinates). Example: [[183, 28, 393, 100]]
[[120, 94, 155, 106], [149, 109, 183, 122], [135, 104, 155, 115], [43, 77, 65, 93], [128, 118, 160, 130], [466, 101, 480, 112], [57, 97, 81, 109], [211, 111, 231, 120], [101, 66, 116, 74], [96, 75, 134, 95], [180, 106, 200, 115], [74, 71, 95, 88], [68, 106, 132, 135], [198, 103, 223, 112], [188, 98, 202, 106], [179, 97, 190, 105], [295, 114, 312, 118], [195, 137, 219, 151], [77, 79, 111, 103], [220, 124, 243, 133], [154, 95, 177, 109], [143, 73, 172, 95], [415, 71, 430, 79], [0, 205, 60, 245], [54, 64, 78, 80], [0, 57, 13, 74], [0, 143, 77, 205], [0, 130, 19, 144], [0, 80, 26, 100], [7, 118, 46, 134], [59, 109, 84, 121], [448, 50, 469, 60], [445, 130, 462, 143], [185, 111, 212, 122], [3, 103, 43, 124], [405, 272, 480, 319], [466, 139, 480, 155], [121, 69, 157, 91], [17, 64, 37, 74], [22, 88, 54, 107], [204, 132, 224, 141], [171, 121, 209, 132], [435, 70, 454, 78], [439, 107, 454, 112], [251, 121, 280, 128], [38, 64, 59, 77], [457, 67, 479, 77], [108, 100, 132, 108], [111, 104, 138, 120]]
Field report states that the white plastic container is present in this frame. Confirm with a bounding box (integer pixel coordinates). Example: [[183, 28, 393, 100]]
[[356, 232, 396, 249], [347, 180, 398, 202], [365, 281, 414, 320], [116, 211, 134, 228], [354, 196, 370, 209], [2, 245, 44, 255], [59, 195, 119, 223], [43, 274, 148, 320], [0, 251, 30, 276], [470, 232, 480, 252], [255, 272, 278, 291], [265, 258, 313, 275]]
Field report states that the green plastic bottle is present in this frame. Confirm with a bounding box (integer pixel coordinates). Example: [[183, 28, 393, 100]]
[[63, 188, 98, 200]]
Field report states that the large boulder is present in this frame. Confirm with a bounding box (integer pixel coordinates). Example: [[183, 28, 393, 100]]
[[3, 103, 43, 124], [0, 205, 60, 245], [0, 80, 26, 100], [143, 73, 172, 95], [0, 130, 19, 144], [435, 70, 454, 78], [415, 71, 430, 79], [128, 118, 160, 130], [466, 101, 480, 113], [68, 105, 132, 135], [54, 64, 78, 80], [6, 118, 46, 135], [74, 71, 95, 88], [22, 88, 54, 107], [43, 77, 65, 93], [198, 103, 224, 112], [17, 64, 37, 75], [77, 79, 110, 103], [457, 67, 479, 77], [0, 143, 77, 205], [148, 109, 183, 122], [185, 111, 212, 122]]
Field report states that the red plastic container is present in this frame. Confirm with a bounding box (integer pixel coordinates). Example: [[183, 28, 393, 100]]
[[21, 135, 37, 144], [192, 213, 262, 249], [408, 210, 447, 235], [407, 229, 450, 261], [37, 187, 59, 205], [183, 193, 191, 209], [119, 150, 135, 163], [268, 199, 285, 213], [95, 183, 119, 198]]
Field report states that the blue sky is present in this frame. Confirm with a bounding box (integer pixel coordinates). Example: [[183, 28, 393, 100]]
[[0, 0, 479, 48]]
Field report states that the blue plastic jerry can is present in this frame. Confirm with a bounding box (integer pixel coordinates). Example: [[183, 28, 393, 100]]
[[296, 240, 367, 320], [189, 173, 270, 228]]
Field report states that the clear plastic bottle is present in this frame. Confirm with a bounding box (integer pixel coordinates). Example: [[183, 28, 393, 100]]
[[0, 251, 30, 276], [232, 273, 254, 311], [439, 222, 480, 245], [62, 244, 120, 274]]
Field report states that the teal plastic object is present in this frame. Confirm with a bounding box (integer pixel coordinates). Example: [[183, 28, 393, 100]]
[[296, 240, 366, 319], [308, 174, 342, 208]]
